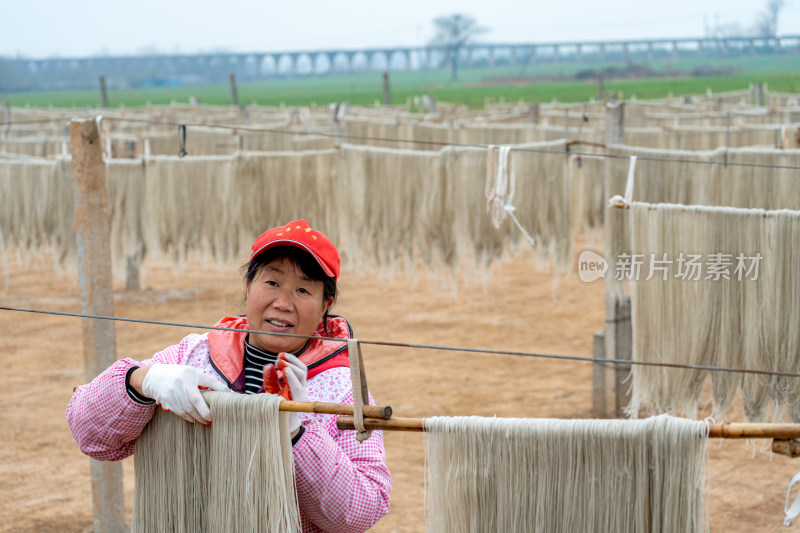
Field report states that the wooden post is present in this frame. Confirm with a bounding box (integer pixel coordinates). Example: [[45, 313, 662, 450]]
[[528, 102, 540, 124], [611, 297, 632, 416], [601, 294, 633, 418], [596, 74, 604, 102], [592, 329, 606, 417], [382, 71, 391, 107], [605, 101, 624, 146], [603, 100, 630, 417], [69, 118, 126, 533], [98, 76, 109, 108], [126, 254, 140, 291], [228, 72, 239, 107], [754, 83, 763, 106], [1, 100, 9, 136]]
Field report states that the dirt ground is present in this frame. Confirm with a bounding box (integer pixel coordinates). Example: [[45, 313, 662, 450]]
[[1, 236, 797, 532]]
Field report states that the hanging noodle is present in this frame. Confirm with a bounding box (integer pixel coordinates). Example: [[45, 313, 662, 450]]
[[605, 146, 800, 300], [424, 414, 708, 533], [132, 392, 299, 533], [628, 202, 800, 421]]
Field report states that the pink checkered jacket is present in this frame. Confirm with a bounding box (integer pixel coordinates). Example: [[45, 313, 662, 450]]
[[66, 315, 391, 533]]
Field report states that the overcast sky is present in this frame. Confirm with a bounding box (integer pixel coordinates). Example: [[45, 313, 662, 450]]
[[3, 0, 799, 58]]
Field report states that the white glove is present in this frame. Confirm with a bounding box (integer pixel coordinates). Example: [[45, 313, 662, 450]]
[[142, 364, 228, 424], [277, 352, 307, 435]]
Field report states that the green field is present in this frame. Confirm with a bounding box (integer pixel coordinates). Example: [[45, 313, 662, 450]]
[[3, 53, 800, 110]]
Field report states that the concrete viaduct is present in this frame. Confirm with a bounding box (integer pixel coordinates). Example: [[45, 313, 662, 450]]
[[4, 35, 799, 90]]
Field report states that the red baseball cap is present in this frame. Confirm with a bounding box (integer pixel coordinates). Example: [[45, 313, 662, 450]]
[[250, 220, 340, 280]]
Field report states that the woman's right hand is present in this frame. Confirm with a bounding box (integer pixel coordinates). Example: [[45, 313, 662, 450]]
[[137, 364, 228, 424]]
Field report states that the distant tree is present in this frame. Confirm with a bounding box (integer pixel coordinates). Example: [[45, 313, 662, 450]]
[[754, 0, 787, 38], [705, 13, 745, 39], [430, 14, 487, 82]]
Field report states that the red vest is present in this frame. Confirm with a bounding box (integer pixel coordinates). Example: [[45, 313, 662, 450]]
[[206, 315, 351, 392]]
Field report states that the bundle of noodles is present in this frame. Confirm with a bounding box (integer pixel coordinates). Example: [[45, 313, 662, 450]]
[[441, 145, 504, 269], [228, 149, 341, 257], [141, 132, 179, 157], [425, 414, 708, 533], [106, 159, 146, 277], [238, 120, 295, 152], [0, 157, 74, 264], [570, 151, 606, 231], [621, 127, 676, 150], [338, 144, 444, 273], [605, 145, 721, 300], [0, 137, 68, 158], [606, 147, 800, 301], [403, 123, 453, 151], [142, 155, 234, 262], [507, 141, 576, 274], [133, 392, 299, 533], [719, 148, 800, 210], [288, 134, 337, 151], [340, 117, 405, 149], [455, 124, 541, 146], [628, 202, 800, 421], [744, 209, 800, 421], [181, 127, 242, 156]]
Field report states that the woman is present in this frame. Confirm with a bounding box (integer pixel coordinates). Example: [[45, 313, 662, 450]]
[[66, 219, 391, 533]]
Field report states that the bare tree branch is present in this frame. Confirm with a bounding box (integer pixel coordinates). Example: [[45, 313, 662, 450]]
[[429, 13, 488, 82], [754, 0, 787, 38]]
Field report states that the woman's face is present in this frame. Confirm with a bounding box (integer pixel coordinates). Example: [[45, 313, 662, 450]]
[[245, 257, 332, 354]]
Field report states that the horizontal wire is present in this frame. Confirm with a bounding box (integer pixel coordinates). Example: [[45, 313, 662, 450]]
[[0, 118, 71, 126], [2, 304, 799, 379], [4, 113, 800, 171], [96, 115, 800, 172]]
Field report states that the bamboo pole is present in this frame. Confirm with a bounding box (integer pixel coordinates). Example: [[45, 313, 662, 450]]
[[280, 400, 391, 419], [336, 416, 800, 440], [772, 439, 800, 458], [72, 387, 394, 419], [337, 416, 423, 432]]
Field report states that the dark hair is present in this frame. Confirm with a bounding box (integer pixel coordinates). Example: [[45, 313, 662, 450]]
[[241, 246, 338, 329]]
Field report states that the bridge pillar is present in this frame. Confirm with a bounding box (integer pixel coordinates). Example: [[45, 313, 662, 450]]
[[488, 47, 495, 68], [622, 43, 630, 61], [404, 50, 411, 71], [529, 45, 537, 64], [253, 54, 265, 77], [344, 53, 355, 73], [696, 39, 703, 57], [599, 43, 605, 61], [552, 45, 559, 64], [290, 53, 299, 77], [576, 44, 582, 62], [509, 46, 517, 66], [672, 41, 679, 59], [647, 42, 653, 62]]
